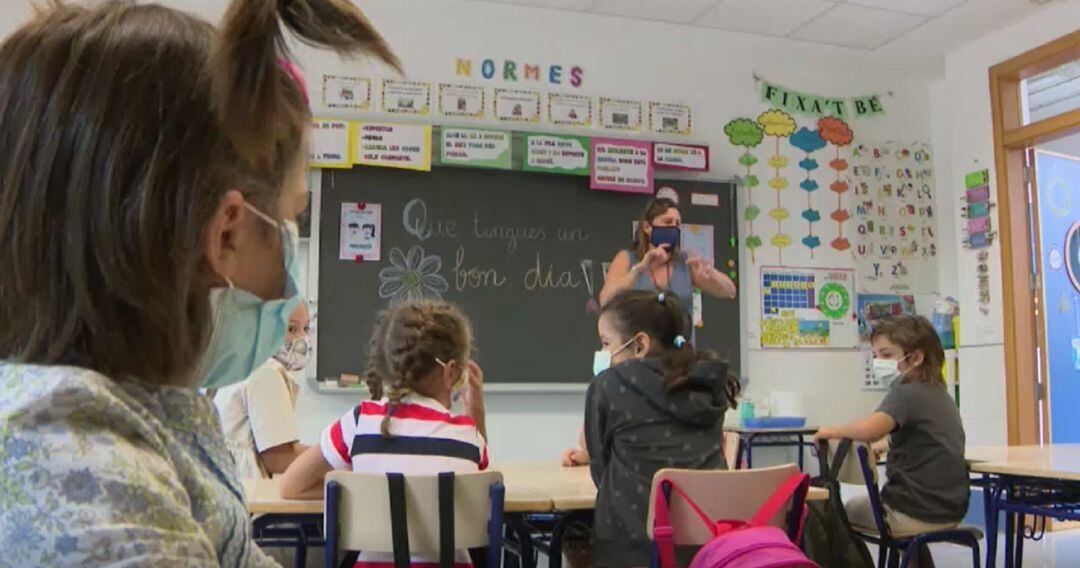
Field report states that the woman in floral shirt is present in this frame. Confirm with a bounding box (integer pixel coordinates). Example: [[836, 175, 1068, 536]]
[[0, 0, 397, 565]]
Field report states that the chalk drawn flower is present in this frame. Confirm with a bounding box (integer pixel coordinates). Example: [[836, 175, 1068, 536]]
[[379, 245, 449, 304]]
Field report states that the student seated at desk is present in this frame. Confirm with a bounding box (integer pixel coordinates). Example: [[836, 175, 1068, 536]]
[[815, 315, 969, 564], [585, 290, 739, 567], [215, 302, 311, 479], [280, 300, 487, 567]]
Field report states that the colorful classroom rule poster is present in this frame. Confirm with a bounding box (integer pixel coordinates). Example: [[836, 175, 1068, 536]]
[[438, 83, 485, 119], [599, 97, 642, 132], [654, 143, 709, 171], [759, 266, 857, 349], [523, 134, 590, 176], [339, 203, 382, 262], [590, 138, 653, 193], [548, 93, 593, 127], [440, 128, 512, 169], [354, 123, 432, 171], [322, 75, 371, 111], [494, 88, 541, 123], [649, 102, 693, 136], [309, 119, 354, 169], [381, 80, 431, 116]]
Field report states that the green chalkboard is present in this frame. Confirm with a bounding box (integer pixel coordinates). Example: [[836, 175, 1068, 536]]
[[317, 164, 740, 384]]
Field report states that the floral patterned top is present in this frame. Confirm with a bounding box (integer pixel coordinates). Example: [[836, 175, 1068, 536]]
[[0, 363, 279, 567]]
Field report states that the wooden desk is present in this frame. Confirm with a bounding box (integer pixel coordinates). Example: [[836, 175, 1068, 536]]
[[968, 444, 1080, 479], [726, 426, 818, 470], [244, 463, 827, 516]]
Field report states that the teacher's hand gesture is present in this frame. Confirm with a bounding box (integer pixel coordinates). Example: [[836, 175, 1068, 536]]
[[640, 245, 670, 270]]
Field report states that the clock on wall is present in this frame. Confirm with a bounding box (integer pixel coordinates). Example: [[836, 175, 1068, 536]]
[[1067, 221, 1080, 293]]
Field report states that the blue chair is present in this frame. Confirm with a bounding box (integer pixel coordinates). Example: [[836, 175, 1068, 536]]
[[850, 444, 982, 568], [324, 470, 505, 568]]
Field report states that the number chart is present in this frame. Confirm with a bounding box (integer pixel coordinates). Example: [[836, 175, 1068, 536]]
[[760, 266, 856, 349]]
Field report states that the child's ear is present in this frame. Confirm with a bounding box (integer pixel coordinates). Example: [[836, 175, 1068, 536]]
[[440, 360, 457, 390], [908, 349, 925, 367], [634, 333, 651, 357]]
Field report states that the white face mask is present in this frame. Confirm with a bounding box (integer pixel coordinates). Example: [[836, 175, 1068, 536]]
[[592, 337, 636, 376], [436, 358, 470, 402], [872, 355, 909, 386]]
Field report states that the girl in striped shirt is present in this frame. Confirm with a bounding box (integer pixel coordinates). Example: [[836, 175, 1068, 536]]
[[280, 300, 487, 567]]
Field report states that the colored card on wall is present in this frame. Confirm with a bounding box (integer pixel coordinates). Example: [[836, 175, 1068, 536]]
[[354, 122, 432, 172], [339, 202, 381, 262], [309, 119, 354, 169], [494, 88, 541, 123], [649, 102, 693, 136], [967, 216, 991, 233], [681, 224, 715, 264], [381, 80, 431, 116], [590, 138, 653, 193], [965, 169, 990, 189], [599, 97, 642, 132], [523, 134, 590, 176], [438, 83, 486, 119], [322, 75, 371, 111], [654, 142, 709, 171], [440, 128, 512, 169], [548, 93, 592, 127]]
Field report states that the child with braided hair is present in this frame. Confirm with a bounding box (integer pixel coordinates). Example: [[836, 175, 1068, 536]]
[[280, 300, 487, 567]]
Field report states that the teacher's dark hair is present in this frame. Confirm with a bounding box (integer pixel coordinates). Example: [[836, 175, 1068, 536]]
[[0, 0, 398, 385], [601, 289, 739, 408], [633, 197, 681, 260]]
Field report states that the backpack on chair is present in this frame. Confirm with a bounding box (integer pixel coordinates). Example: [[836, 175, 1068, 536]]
[[801, 440, 875, 568], [652, 472, 819, 568]]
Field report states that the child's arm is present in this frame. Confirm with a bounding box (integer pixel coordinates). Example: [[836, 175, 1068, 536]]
[[583, 382, 609, 486], [813, 412, 896, 444], [560, 426, 590, 467], [278, 445, 333, 500]]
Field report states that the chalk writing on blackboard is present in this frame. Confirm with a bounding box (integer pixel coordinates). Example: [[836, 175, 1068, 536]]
[[472, 211, 548, 254], [403, 198, 457, 241], [452, 246, 508, 291], [378, 245, 449, 303]]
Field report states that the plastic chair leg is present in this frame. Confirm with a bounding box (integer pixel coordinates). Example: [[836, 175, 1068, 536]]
[[888, 546, 901, 568]]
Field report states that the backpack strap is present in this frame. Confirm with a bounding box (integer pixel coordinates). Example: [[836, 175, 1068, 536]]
[[653, 479, 716, 568], [438, 472, 455, 568], [749, 473, 811, 529], [387, 473, 411, 568]]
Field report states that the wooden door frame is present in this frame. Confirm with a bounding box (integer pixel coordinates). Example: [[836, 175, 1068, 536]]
[[990, 29, 1080, 445]]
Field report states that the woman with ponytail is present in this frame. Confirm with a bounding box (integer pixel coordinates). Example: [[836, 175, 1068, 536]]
[[584, 289, 740, 567], [0, 0, 397, 565]]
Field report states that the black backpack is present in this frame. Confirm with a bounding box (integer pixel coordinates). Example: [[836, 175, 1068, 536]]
[[802, 440, 876, 568]]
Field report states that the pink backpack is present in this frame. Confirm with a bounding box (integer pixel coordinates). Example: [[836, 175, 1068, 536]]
[[652, 472, 820, 568]]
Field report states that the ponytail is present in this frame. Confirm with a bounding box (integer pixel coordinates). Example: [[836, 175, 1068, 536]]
[[211, 0, 400, 168]]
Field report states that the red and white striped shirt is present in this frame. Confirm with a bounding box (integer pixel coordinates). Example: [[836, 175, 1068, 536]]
[[319, 393, 489, 568]]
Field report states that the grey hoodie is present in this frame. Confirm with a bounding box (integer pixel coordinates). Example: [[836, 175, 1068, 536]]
[[585, 357, 732, 567]]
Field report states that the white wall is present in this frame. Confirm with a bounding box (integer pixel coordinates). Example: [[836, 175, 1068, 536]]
[[284, 0, 940, 462], [930, 0, 1080, 446]]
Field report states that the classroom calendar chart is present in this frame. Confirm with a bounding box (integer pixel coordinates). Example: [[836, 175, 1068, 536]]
[[850, 141, 939, 294], [759, 266, 857, 349]]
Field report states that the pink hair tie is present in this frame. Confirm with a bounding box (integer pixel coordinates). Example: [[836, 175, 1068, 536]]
[[279, 58, 309, 104]]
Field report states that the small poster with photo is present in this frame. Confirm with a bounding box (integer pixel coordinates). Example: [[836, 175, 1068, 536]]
[[438, 83, 486, 119], [381, 80, 431, 116], [649, 101, 693, 136], [339, 203, 382, 262], [548, 93, 592, 127], [599, 97, 642, 132], [322, 75, 372, 111], [494, 88, 541, 123]]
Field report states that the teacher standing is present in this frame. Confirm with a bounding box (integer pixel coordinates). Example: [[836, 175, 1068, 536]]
[[601, 197, 737, 311]]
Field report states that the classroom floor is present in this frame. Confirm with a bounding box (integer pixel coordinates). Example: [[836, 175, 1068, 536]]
[[888, 529, 1080, 567]]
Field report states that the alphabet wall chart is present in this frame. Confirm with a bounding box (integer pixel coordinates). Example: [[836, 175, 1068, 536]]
[[850, 141, 939, 294]]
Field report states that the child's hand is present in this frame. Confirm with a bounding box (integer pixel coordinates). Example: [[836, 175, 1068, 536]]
[[560, 447, 590, 467], [461, 361, 484, 409]]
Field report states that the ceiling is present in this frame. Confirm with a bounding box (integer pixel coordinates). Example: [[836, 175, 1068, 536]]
[[465, 0, 1060, 54]]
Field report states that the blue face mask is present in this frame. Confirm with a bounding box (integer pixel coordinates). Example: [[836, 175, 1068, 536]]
[[650, 226, 681, 250], [200, 204, 302, 389]]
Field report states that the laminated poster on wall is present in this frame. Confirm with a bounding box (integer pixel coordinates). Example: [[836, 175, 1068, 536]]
[[309, 119, 354, 169], [381, 80, 431, 116], [322, 75, 371, 111], [523, 134, 590, 176], [590, 138, 653, 194], [494, 88, 541, 123], [856, 293, 915, 389], [599, 97, 643, 132], [548, 93, 593, 128], [440, 128, 512, 169], [654, 143, 709, 171], [649, 102, 693, 136], [339, 203, 381, 262], [354, 122, 432, 172], [850, 141, 939, 294], [438, 83, 486, 119], [759, 266, 857, 349], [681, 224, 715, 265]]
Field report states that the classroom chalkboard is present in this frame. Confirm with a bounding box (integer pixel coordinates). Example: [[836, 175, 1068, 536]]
[[317, 164, 740, 385]]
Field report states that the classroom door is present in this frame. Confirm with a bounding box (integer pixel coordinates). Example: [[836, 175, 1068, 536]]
[[1032, 147, 1080, 443]]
